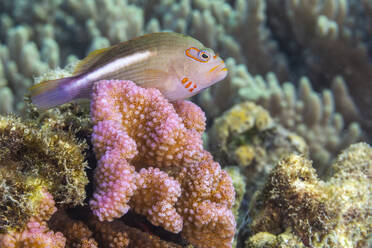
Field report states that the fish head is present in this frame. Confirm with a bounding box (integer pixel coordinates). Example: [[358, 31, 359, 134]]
[[183, 46, 228, 90]]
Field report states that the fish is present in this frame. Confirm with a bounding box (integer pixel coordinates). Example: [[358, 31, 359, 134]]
[[29, 32, 228, 110]]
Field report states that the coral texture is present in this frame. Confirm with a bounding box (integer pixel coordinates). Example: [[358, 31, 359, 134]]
[[245, 143, 371, 247], [175, 159, 235, 248], [0, 115, 88, 232], [87, 216, 181, 248], [89, 79, 235, 247]]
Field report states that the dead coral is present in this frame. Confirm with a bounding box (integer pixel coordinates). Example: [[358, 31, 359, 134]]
[[25, 101, 92, 138], [209, 101, 308, 198], [245, 143, 372, 247], [0, 115, 88, 232]]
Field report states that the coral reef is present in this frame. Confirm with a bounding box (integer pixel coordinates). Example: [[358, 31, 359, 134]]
[[243, 143, 371, 247], [175, 159, 235, 248], [0, 0, 371, 247], [1, 0, 372, 129], [89, 79, 235, 247], [0, 114, 88, 232], [202, 61, 362, 170]]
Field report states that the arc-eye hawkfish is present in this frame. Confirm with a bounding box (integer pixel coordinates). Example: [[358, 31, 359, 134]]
[[29, 32, 228, 109]]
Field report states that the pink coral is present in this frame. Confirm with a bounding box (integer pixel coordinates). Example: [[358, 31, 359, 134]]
[[90, 80, 206, 169], [89, 80, 207, 222], [176, 160, 236, 248], [130, 167, 183, 233], [89, 80, 235, 247], [90, 149, 137, 221], [173, 100, 206, 133]]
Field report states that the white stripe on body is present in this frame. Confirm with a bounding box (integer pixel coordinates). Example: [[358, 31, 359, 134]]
[[65, 50, 154, 94]]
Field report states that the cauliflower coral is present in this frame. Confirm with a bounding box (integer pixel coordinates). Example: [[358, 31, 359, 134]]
[[89, 80, 236, 248]]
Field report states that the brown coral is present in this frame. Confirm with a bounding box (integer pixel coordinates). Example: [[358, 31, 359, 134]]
[[49, 211, 98, 248]]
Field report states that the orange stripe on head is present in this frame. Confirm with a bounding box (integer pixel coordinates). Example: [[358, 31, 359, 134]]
[[185, 82, 192, 88], [185, 47, 208, 63]]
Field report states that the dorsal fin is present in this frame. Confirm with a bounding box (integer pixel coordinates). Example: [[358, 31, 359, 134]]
[[73, 46, 112, 75]]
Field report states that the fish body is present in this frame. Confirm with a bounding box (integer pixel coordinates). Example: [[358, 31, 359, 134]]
[[30, 32, 228, 109]]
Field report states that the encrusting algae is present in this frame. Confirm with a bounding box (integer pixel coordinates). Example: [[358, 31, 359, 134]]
[[0, 114, 88, 232]]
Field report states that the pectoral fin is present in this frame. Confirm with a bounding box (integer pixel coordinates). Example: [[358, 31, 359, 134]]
[[139, 69, 171, 88]]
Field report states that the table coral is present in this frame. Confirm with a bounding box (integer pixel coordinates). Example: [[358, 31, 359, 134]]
[[0, 115, 88, 232], [89, 79, 235, 247], [244, 143, 372, 247], [0, 189, 66, 248]]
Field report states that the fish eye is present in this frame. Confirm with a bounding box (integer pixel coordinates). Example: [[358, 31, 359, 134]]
[[185, 47, 210, 63], [199, 50, 210, 62]]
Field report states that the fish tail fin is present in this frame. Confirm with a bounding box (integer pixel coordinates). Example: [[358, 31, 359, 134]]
[[29, 76, 77, 110]]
